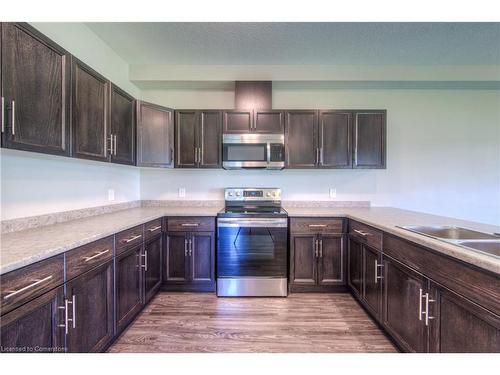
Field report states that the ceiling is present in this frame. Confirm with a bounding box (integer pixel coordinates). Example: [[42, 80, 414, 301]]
[[86, 22, 500, 65]]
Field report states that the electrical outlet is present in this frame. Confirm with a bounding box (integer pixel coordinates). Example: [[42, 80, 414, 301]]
[[178, 188, 186, 198], [329, 188, 336, 199], [108, 189, 115, 201]]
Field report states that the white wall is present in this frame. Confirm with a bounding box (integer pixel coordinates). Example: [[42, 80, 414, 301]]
[[140, 87, 500, 226], [0, 23, 141, 220]]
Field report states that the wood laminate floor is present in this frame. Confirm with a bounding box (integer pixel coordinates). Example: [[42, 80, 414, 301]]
[[108, 292, 397, 353]]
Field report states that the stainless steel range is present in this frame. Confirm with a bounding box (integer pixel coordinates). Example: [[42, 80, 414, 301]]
[[216, 188, 288, 297]]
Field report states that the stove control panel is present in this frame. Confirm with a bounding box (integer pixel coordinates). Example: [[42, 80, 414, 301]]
[[225, 188, 281, 202]]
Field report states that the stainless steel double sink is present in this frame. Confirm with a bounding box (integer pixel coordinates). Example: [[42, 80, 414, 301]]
[[398, 225, 500, 258]]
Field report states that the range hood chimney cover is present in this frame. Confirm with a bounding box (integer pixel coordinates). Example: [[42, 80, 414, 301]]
[[235, 81, 272, 110]]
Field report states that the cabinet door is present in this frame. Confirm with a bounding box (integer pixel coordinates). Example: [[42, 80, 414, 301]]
[[223, 110, 252, 133], [347, 237, 363, 296], [66, 260, 114, 353], [285, 110, 318, 168], [290, 234, 317, 285], [428, 283, 500, 353], [318, 110, 352, 168], [363, 245, 382, 320], [254, 110, 284, 133], [0, 286, 65, 353], [175, 110, 198, 168], [115, 245, 143, 332], [144, 234, 162, 303], [110, 84, 135, 165], [136, 100, 173, 168], [71, 58, 110, 162], [164, 233, 190, 283], [353, 111, 386, 169], [190, 232, 215, 285], [1, 23, 70, 156], [317, 235, 344, 286], [199, 110, 222, 168], [382, 256, 428, 352]]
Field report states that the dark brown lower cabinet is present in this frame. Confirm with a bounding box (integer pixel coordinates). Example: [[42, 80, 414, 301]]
[[382, 255, 429, 353], [65, 260, 114, 353], [163, 231, 215, 291], [290, 234, 344, 291], [347, 237, 363, 296], [115, 245, 143, 333], [144, 234, 162, 303], [428, 283, 500, 353], [0, 286, 65, 353]]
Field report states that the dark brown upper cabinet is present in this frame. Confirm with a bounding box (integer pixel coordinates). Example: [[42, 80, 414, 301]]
[[1, 23, 70, 156], [353, 110, 386, 169], [285, 110, 318, 168], [223, 110, 252, 133], [71, 57, 110, 162], [175, 110, 222, 168], [318, 110, 352, 168], [136, 100, 174, 168], [110, 84, 135, 166], [223, 109, 283, 134]]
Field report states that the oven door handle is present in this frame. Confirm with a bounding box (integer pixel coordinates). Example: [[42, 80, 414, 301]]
[[217, 218, 288, 228]]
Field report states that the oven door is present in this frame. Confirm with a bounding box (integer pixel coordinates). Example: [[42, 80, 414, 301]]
[[222, 142, 268, 169], [217, 218, 288, 278]]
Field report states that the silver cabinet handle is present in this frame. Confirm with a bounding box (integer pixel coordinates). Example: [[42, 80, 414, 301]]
[[124, 234, 142, 243], [58, 300, 69, 335], [148, 225, 162, 232], [141, 250, 148, 271], [11, 100, 15, 135], [319, 239, 323, 258], [83, 249, 110, 262], [4, 275, 53, 300], [316, 148, 319, 164], [308, 224, 327, 228], [184, 238, 188, 256], [1, 96, 4, 133], [314, 239, 319, 258], [194, 147, 198, 164], [113, 134, 117, 155], [181, 223, 199, 227], [374, 260, 383, 284], [320, 147, 323, 165], [418, 288, 424, 321], [71, 295, 76, 329], [424, 292, 435, 326], [108, 135, 114, 155], [354, 229, 370, 237], [189, 238, 193, 256]]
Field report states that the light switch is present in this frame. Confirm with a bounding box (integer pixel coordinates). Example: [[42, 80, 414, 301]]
[[108, 189, 115, 201]]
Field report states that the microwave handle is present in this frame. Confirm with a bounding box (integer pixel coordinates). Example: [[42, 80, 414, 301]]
[[267, 143, 271, 165]]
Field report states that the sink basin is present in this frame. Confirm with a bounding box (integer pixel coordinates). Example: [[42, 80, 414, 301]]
[[399, 225, 500, 240], [456, 240, 500, 257]]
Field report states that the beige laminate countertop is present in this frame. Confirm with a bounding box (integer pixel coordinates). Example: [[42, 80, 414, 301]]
[[1, 205, 499, 276], [0, 206, 222, 275], [284, 206, 500, 275]]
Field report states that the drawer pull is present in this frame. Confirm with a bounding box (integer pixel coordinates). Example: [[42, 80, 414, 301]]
[[3, 275, 53, 300], [181, 223, 199, 227], [148, 225, 162, 232], [83, 249, 110, 262], [354, 229, 370, 237], [308, 224, 327, 228], [124, 234, 142, 243]]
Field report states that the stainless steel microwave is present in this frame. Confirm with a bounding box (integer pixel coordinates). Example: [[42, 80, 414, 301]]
[[222, 134, 285, 170]]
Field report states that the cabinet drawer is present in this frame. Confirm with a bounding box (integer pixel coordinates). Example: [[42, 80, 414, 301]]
[[66, 236, 114, 280], [167, 217, 215, 232], [145, 218, 163, 241], [116, 225, 144, 254], [290, 218, 344, 234], [0, 255, 64, 315], [349, 220, 382, 250]]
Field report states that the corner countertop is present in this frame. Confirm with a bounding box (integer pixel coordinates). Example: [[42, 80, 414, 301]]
[[1, 204, 499, 276], [0, 206, 222, 275], [284, 206, 500, 275]]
